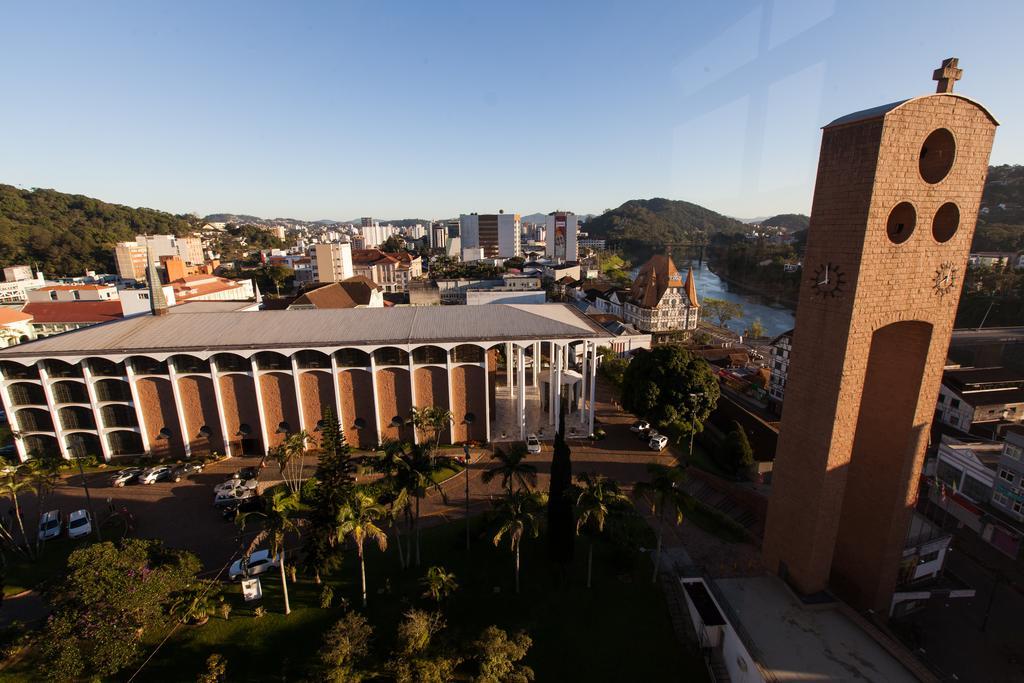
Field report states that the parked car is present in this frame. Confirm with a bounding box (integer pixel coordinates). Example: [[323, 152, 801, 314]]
[[214, 478, 257, 495], [139, 466, 172, 485], [649, 434, 669, 452], [111, 467, 143, 487], [67, 509, 92, 539], [231, 466, 259, 481], [214, 487, 257, 508], [630, 420, 651, 433], [228, 549, 281, 580], [525, 435, 541, 454], [38, 510, 62, 541], [171, 462, 204, 482]]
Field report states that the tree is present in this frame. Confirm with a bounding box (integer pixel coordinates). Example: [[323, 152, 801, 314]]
[[318, 611, 374, 683], [472, 626, 535, 683], [197, 654, 228, 683], [169, 579, 221, 625], [237, 489, 301, 615], [596, 346, 628, 387], [421, 565, 458, 604], [411, 406, 453, 450], [746, 318, 766, 339], [270, 430, 313, 496], [336, 492, 388, 608], [620, 345, 720, 450], [306, 409, 357, 583], [388, 609, 461, 683], [634, 464, 691, 583], [546, 407, 574, 568], [701, 296, 744, 328], [482, 444, 538, 494], [0, 466, 36, 559], [392, 443, 453, 567], [574, 473, 629, 588], [724, 420, 754, 476], [382, 235, 407, 253], [37, 539, 201, 681], [492, 490, 543, 594]]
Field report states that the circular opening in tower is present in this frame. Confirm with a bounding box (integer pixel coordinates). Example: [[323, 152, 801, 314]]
[[886, 202, 917, 244], [919, 128, 956, 184], [932, 202, 960, 243]]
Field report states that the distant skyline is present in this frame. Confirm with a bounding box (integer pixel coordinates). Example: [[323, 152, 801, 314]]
[[2, 1, 1022, 221]]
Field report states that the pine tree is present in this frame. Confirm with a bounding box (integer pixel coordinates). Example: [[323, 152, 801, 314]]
[[305, 408, 357, 582], [546, 403, 575, 570]]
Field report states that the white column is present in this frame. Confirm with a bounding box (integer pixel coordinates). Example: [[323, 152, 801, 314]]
[[209, 360, 232, 457], [579, 342, 588, 426], [445, 351, 456, 444], [482, 352, 491, 443], [408, 351, 419, 445], [329, 353, 345, 439], [0, 380, 27, 462], [167, 363, 192, 458], [517, 344, 527, 440], [124, 360, 151, 454], [548, 342, 556, 426], [250, 357, 271, 455], [553, 343, 562, 429], [37, 363, 70, 460], [505, 342, 514, 397], [81, 363, 112, 462], [532, 342, 539, 388], [589, 341, 597, 436], [369, 352, 383, 444], [290, 356, 306, 434]]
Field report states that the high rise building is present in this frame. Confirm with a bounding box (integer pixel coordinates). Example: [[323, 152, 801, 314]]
[[545, 211, 578, 263], [459, 212, 521, 259], [115, 234, 204, 281], [313, 242, 354, 283], [762, 59, 998, 612]]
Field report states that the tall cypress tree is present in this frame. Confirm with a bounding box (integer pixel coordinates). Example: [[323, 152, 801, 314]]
[[305, 408, 357, 582], [547, 402, 575, 569]]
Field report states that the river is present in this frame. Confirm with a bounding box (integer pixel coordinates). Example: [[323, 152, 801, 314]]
[[631, 260, 797, 338]]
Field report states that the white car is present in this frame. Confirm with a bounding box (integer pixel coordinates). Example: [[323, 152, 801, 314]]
[[67, 509, 92, 539], [228, 549, 281, 580], [649, 434, 669, 451], [214, 478, 257, 495], [38, 510, 62, 541], [630, 420, 651, 433], [139, 465, 172, 485], [111, 467, 143, 487], [525, 435, 541, 454], [214, 487, 257, 507]]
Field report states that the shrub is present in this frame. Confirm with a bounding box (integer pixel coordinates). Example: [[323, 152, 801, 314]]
[[320, 585, 334, 609]]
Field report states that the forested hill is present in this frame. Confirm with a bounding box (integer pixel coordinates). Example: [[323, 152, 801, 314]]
[[759, 213, 809, 231], [583, 198, 747, 260], [975, 164, 1024, 252], [0, 185, 192, 275]]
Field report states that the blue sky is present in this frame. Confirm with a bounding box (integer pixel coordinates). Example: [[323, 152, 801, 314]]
[[1, 0, 1021, 221]]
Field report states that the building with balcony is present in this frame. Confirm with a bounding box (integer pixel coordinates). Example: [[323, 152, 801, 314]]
[[0, 304, 609, 461]]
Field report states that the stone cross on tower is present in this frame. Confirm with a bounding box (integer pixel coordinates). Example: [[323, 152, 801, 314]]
[[933, 57, 962, 93]]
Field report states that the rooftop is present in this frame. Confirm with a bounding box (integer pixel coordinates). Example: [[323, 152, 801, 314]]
[[0, 303, 607, 359], [0, 309, 33, 325], [715, 576, 918, 682], [21, 301, 124, 324]]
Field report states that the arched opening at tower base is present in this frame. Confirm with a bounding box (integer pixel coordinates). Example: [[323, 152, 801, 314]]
[[829, 320, 933, 611]]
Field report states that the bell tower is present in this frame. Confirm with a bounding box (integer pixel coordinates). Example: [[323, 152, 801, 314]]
[[762, 59, 998, 611]]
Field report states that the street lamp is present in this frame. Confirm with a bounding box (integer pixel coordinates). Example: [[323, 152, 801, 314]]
[[462, 413, 475, 552], [688, 392, 704, 457]]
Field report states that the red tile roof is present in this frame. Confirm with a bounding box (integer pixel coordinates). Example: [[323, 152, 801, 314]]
[[0, 309, 33, 325], [22, 301, 124, 323]]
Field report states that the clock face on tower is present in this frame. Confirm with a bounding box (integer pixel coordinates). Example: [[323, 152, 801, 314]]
[[810, 262, 845, 298], [933, 261, 958, 297]]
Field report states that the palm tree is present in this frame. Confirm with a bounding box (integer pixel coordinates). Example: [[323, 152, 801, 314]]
[[421, 565, 458, 603], [481, 445, 538, 494], [237, 489, 301, 615], [26, 453, 61, 554], [634, 463, 691, 583], [575, 472, 630, 589], [270, 430, 314, 496], [335, 492, 389, 608], [411, 406, 454, 451], [394, 443, 452, 567], [0, 466, 35, 559], [492, 489, 543, 594]]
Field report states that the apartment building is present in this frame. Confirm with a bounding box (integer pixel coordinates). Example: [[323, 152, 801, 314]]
[[545, 211, 578, 263], [351, 249, 422, 293], [313, 242, 354, 283], [460, 213, 521, 259]]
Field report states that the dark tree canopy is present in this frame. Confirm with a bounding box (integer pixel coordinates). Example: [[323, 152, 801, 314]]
[[0, 184, 193, 275], [546, 406, 575, 566], [621, 346, 720, 437]]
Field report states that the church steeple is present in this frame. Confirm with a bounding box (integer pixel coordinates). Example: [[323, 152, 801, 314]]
[[146, 245, 169, 316]]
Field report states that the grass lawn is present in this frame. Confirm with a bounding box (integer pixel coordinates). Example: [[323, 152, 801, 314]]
[[135, 517, 707, 682]]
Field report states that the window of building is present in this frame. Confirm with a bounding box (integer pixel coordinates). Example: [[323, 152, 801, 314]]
[[918, 550, 940, 564], [49, 290, 57, 301], [1006, 444, 1023, 462], [1014, 501, 1023, 514], [999, 469, 1016, 484], [950, 398, 961, 409], [961, 475, 990, 503], [935, 459, 961, 488], [993, 492, 1009, 506], [937, 394, 945, 404]]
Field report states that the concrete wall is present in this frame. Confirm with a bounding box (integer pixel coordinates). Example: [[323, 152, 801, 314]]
[[413, 366, 450, 444], [376, 367, 414, 443], [259, 372, 300, 448], [218, 374, 262, 455], [300, 371, 335, 434], [338, 369, 376, 448], [450, 364, 487, 443], [176, 375, 224, 455], [135, 377, 185, 458]]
